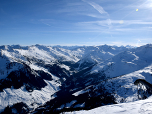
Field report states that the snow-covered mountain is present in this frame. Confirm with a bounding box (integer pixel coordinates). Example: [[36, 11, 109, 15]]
[[69, 44, 152, 103], [90, 44, 152, 78], [0, 44, 152, 114], [68, 45, 129, 70], [0, 45, 73, 112]]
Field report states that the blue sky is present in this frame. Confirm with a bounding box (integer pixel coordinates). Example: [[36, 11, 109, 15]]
[[0, 0, 152, 46]]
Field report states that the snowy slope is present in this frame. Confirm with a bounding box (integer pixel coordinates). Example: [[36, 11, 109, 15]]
[[0, 44, 80, 64], [62, 64, 152, 114], [71, 44, 152, 105], [70, 63, 151, 103], [74, 45, 129, 70], [64, 95, 152, 114], [0, 58, 62, 112], [0, 45, 75, 112], [96, 64, 152, 103], [31, 64, 152, 113], [91, 44, 152, 78], [0, 80, 60, 112]]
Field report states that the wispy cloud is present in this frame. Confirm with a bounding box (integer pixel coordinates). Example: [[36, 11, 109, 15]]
[[39, 19, 55, 26], [81, 13, 107, 18], [111, 20, 152, 25], [72, 0, 108, 20], [34, 1, 152, 42], [56, 1, 88, 14], [40, 30, 107, 33], [39, 19, 72, 28], [88, 2, 107, 14], [77, 19, 111, 28], [82, 0, 109, 16], [77, 19, 152, 29], [53, 1, 109, 20]]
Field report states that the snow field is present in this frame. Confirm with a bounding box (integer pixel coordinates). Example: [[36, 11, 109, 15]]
[[0, 80, 60, 112], [64, 96, 152, 114]]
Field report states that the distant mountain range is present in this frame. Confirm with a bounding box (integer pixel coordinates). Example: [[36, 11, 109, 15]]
[[0, 44, 151, 114]]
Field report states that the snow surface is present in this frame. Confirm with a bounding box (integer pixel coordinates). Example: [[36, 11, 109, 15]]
[[74, 103, 85, 108], [0, 57, 24, 80], [91, 44, 152, 79], [0, 80, 60, 112], [29, 63, 59, 80], [64, 96, 152, 114], [60, 64, 70, 71], [73, 89, 90, 97], [72, 64, 152, 103], [65, 100, 77, 108], [75, 45, 129, 70]]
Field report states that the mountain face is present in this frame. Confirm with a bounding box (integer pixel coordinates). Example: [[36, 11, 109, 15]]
[[0, 44, 151, 114]]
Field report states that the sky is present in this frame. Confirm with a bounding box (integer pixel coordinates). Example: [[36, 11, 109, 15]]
[[0, 0, 152, 46]]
